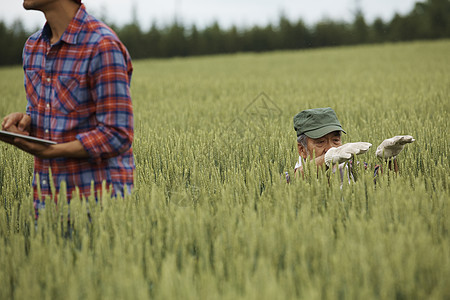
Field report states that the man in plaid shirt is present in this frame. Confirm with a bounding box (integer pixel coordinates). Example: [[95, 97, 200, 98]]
[[1, 0, 134, 204]]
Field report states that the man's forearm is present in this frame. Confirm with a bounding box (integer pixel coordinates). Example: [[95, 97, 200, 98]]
[[12, 138, 90, 159], [48, 139, 90, 158]]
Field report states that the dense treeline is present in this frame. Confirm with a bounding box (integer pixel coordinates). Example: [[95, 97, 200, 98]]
[[0, 0, 449, 65]]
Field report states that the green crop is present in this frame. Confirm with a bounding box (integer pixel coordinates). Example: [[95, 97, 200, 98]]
[[0, 40, 449, 299]]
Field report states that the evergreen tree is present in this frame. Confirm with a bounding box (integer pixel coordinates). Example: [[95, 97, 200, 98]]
[[1, 0, 449, 65]]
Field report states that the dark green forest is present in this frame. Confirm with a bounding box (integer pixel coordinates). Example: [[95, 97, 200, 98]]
[[0, 0, 449, 65]]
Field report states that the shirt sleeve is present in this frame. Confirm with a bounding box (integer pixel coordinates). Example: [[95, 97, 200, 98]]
[[23, 40, 33, 118], [76, 37, 134, 160]]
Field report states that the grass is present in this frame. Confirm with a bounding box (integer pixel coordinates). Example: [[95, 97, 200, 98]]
[[0, 40, 449, 299]]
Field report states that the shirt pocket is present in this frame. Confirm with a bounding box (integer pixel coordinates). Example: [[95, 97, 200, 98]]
[[54, 75, 90, 115], [25, 70, 43, 107]]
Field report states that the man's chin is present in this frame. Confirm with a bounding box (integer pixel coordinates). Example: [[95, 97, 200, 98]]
[[23, 4, 33, 10], [23, 1, 39, 11]]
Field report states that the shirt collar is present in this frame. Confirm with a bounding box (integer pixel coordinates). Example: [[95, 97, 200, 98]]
[[295, 156, 303, 170], [40, 4, 88, 45]]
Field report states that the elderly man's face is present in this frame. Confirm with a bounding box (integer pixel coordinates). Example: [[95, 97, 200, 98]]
[[298, 131, 342, 159]]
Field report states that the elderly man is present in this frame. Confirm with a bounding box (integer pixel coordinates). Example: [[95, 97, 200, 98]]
[[293, 107, 414, 176]]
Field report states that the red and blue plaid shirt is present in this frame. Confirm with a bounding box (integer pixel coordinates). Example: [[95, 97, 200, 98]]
[[23, 4, 134, 203]]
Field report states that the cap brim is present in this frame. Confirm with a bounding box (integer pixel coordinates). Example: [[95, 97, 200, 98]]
[[304, 125, 346, 139]]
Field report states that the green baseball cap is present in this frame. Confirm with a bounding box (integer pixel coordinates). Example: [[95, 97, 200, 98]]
[[293, 107, 346, 138]]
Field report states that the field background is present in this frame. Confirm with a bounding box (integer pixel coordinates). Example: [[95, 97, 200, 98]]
[[0, 40, 449, 299]]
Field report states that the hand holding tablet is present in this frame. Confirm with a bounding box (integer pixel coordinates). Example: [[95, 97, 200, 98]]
[[1, 112, 55, 145]]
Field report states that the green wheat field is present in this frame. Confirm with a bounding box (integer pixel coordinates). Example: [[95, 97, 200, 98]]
[[0, 40, 449, 299]]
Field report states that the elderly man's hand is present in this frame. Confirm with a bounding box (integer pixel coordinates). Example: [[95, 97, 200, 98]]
[[324, 142, 372, 166], [376, 135, 415, 160]]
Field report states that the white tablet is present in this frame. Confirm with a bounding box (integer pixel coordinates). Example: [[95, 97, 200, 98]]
[[0, 130, 57, 145]]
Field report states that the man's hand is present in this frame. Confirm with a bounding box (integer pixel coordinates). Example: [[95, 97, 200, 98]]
[[1, 112, 31, 144], [324, 142, 372, 166], [1, 112, 54, 158], [1, 112, 90, 159], [2, 112, 31, 134], [376, 135, 415, 160], [12, 138, 55, 159]]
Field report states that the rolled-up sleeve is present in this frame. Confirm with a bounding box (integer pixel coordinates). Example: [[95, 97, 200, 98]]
[[77, 37, 133, 160]]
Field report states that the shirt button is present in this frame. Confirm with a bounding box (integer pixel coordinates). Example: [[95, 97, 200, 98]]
[[46, 103, 50, 108], [45, 129, 49, 133], [46, 78, 51, 83], [42, 180, 47, 185]]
